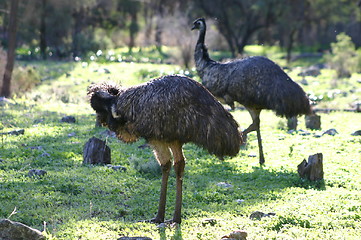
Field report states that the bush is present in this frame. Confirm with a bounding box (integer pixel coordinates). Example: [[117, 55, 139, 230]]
[[324, 33, 358, 78], [11, 66, 41, 96]]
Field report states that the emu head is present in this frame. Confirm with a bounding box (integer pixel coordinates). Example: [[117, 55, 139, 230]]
[[87, 82, 123, 130], [191, 18, 206, 31]]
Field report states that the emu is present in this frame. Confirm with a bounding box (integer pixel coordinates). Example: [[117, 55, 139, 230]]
[[192, 18, 311, 165], [88, 75, 241, 224]]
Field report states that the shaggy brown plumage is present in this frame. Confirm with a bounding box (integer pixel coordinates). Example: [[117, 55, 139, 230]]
[[192, 18, 312, 165], [88, 75, 241, 224]]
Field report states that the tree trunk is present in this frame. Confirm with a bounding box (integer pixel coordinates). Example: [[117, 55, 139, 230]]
[[1, 0, 19, 97], [298, 153, 324, 181], [154, 20, 162, 54], [72, 7, 85, 59], [40, 0, 47, 60], [128, 10, 138, 53], [286, 28, 296, 63], [83, 137, 111, 165]]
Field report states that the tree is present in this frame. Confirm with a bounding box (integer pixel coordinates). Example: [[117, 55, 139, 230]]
[[195, 0, 285, 56], [40, 0, 47, 59], [325, 33, 358, 79], [1, 0, 19, 97]]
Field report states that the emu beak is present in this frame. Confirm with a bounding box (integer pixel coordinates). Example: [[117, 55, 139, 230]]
[[191, 24, 196, 30]]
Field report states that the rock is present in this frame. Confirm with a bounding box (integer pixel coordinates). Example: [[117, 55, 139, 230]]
[[350, 101, 361, 112], [202, 218, 217, 226], [305, 114, 321, 130], [118, 237, 152, 240], [0, 219, 45, 240], [107, 164, 127, 172], [0, 129, 25, 136], [100, 129, 117, 138], [351, 130, 361, 136], [298, 66, 321, 77], [0, 97, 14, 106], [322, 128, 338, 136], [221, 230, 248, 240], [300, 78, 308, 85], [60, 116, 76, 123], [68, 132, 76, 137], [298, 129, 311, 136], [28, 169, 47, 178], [236, 199, 245, 204], [216, 182, 233, 188], [138, 143, 150, 149], [83, 137, 111, 165], [297, 153, 324, 181], [249, 211, 276, 220]]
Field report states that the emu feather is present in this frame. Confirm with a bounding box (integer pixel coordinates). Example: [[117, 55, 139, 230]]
[[192, 18, 311, 164], [88, 75, 241, 223]]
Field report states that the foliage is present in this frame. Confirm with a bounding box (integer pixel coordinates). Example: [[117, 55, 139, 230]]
[[324, 33, 359, 79], [1, 0, 360, 60]]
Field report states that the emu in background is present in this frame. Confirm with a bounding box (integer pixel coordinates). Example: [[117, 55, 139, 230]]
[[192, 18, 312, 165], [88, 75, 241, 224]]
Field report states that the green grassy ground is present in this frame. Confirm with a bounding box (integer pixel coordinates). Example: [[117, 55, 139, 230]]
[[1, 59, 361, 239]]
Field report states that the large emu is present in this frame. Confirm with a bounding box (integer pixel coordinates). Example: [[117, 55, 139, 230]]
[[88, 75, 241, 224], [192, 18, 311, 165]]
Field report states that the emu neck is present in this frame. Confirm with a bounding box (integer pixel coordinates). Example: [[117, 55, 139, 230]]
[[195, 27, 213, 74], [197, 26, 206, 45]]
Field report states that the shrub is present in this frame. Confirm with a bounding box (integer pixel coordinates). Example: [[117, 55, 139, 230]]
[[324, 33, 358, 78], [11, 66, 41, 96]]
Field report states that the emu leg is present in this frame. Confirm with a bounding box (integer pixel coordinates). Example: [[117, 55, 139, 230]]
[[170, 142, 185, 224], [244, 109, 265, 165], [150, 143, 172, 223]]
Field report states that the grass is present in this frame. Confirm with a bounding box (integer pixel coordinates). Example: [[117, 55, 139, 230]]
[[1, 53, 361, 239]]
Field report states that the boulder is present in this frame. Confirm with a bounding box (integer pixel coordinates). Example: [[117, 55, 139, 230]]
[[0, 219, 45, 240]]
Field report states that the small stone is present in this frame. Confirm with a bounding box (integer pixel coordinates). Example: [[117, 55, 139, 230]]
[[100, 130, 117, 138], [40, 152, 50, 157], [249, 211, 276, 220], [60, 116, 76, 123], [221, 230, 248, 240], [351, 130, 361, 136], [107, 165, 127, 172], [156, 223, 166, 228], [202, 218, 217, 226], [68, 132, 76, 137], [247, 154, 257, 158], [28, 169, 47, 178], [236, 199, 245, 204], [1, 129, 25, 136], [298, 129, 311, 136], [216, 182, 233, 188], [322, 128, 338, 136], [313, 133, 322, 138], [249, 211, 266, 220], [118, 237, 152, 240]]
